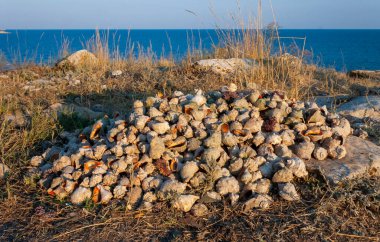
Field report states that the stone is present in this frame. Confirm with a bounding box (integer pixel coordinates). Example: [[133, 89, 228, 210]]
[[337, 96, 380, 122], [191, 203, 208, 217], [172, 195, 200, 212], [180, 161, 199, 182], [0, 163, 10, 179], [307, 136, 380, 184], [56, 49, 98, 68], [149, 137, 166, 159], [278, 183, 300, 201], [49, 103, 104, 121], [70, 187, 92, 205], [193, 58, 257, 75], [348, 70, 380, 79], [216, 176, 240, 196], [30, 156, 44, 167], [243, 194, 273, 211], [111, 70, 123, 77], [272, 168, 294, 183]]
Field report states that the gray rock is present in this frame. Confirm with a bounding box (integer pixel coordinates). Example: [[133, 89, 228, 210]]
[[307, 136, 380, 184], [337, 96, 380, 122], [49, 103, 104, 121], [348, 70, 380, 79], [216, 176, 240, 195], [193, 58, 257, 75], [56, 49, 98, 68]]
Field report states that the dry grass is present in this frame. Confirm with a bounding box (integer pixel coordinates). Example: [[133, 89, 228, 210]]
[[1, 8, 380, 241]]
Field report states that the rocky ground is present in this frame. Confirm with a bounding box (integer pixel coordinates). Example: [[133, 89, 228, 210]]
[[0, 50, 379, 241]]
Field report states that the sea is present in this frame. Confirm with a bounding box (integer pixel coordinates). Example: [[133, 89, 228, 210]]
[[1, 29, 380, 72]]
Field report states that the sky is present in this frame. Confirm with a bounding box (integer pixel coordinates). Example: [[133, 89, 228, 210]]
[[1, 0, 379, 29]]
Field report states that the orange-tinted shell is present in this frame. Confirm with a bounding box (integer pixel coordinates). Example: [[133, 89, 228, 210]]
[[221, 123, 230, 133], [90, 122, 103, 140], [92, 186, 100, 203], [156, 159, 172, 176], [84, 161, 103, 172]]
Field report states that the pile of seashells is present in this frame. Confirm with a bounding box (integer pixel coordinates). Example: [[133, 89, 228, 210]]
[[30, 84, 351, 215]]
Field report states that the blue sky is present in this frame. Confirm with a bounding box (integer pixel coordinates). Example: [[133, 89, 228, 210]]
[[1, 0, 379, 29]]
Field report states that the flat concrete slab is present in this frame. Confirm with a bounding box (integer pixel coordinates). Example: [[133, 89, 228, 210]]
[[306, 136, 380, 184]]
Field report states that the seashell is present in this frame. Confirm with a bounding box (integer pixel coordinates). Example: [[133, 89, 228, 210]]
[[243, 194, 273, 211], [143, 191, 157, 203], [183, 125, 194, 138], [63, 180, 76, 193], [31, 155, 44, 167], [191, 91, 207, 106], [313, 147, 328, 161], [90, 120, 103, 140], [211, 166, 231, 181], [142, 176, 162, 191], [102, 172, 118, 186], [149, 137, 166, 159], [221, 83, 238, 93], [126, 187, 143, 210], [172, 195, 200, 212], [53, 156, 72, 172], [186, 138, 200, 152], [252, 131, 266, 147], [329, 145, 347, 159], [292, 141, 315, 160], [278, 183, 300, 201], [165, 136, 187, 149], [158, 180, 187, 199], [113, 185, 127, 199], [201, 191, 222, 203], [89, 174, 103, 187], [216, 176, 240, 196], [180, 161, 199, 182], [119, 177, 130, 187], [332, 118, 351, 138], [203, 131, 222, 149], [80, 177, 90, 187], [155, 158, 173, 176], [272, 168, 294, 183], [248, 90, 261, 104], [62, 166, 74, 174], [254, 98, 268, 111], [71, 186, 92, 205], [285, 158, 308, 178], [135, 115, 150, 130], [228, 158, 244, 175], [265, 108, 286, 124], [93, 145, 107, 160], [107, 128, 120, 142], [306, 109, 326, 125], [251, 171, 263, 183], [98, 185, 113, 204], [150, 121, 170, 135], [244, 156, 266, 172], [236, 111, 251, 123], [191, 203, 208, 217], [232, 98, 250, 110], [202, 147, 222, 166], [302, 127, 324, 142], [240, 169, 253, 184], [259, 162, 274, 178], [50, 177, 63, 190], [243, 118, 263, 134], [222, 132, 238, 147], [265, 133, 282, 145], [189, 171, 207, 188], [72, 170, 82, 181], [83, 160, 103, 173], [293, 123, 307, 133], [274, 144, 293, 157], [250, 178, 272, 194], [190, 109, 207, 121], [257, 143, 274, 156], [229, 193, 239, 206], [239, 146, 257, 159], [148, 107, 163, 118]]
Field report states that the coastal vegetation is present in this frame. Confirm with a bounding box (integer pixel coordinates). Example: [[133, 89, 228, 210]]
[[0, 6, 379, 241]]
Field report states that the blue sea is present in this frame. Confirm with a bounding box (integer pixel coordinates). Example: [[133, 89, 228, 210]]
[[1, 29, 380, 71]]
